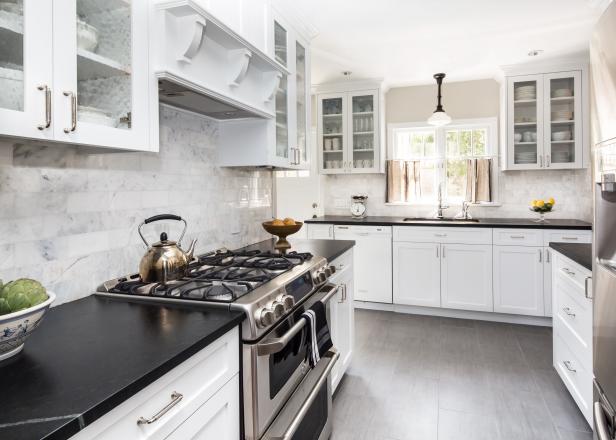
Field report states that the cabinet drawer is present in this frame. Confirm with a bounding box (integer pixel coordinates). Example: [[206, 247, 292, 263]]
[[493, 229, 543, 246], [553, 276, 592, 369], [554, 334, 593, 425], [543, 230, 592, 246], [307, 224, 333, 240], [71, 328, 239, 440], [393, 226, 492, 245], [553, 253, 591, 291]]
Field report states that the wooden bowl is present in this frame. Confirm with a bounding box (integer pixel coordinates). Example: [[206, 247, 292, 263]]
[[262, 221, 303, 251]]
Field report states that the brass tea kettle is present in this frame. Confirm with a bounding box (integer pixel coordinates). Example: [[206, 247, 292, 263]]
[[138, 214, 197, 283]]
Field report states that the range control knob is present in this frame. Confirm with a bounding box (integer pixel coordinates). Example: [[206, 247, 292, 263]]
[[271, 301, 285, 318], [257, 308, 275, 328], [277, 294, 295, 310], [323, 266, 333, 277], [329, 265, 336, 275], [316, 271, 327, 284]]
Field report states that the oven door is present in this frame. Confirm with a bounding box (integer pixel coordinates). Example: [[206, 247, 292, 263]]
[[243, 284, 339, 440], [262, 349, 339, 440]]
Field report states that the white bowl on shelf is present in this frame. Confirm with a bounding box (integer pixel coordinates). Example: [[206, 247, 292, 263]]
[[552, 111, 573, 121], [553, 89, 573, 98], [77, 18, 99, 52], [552, 131, 572, 141], [0, 291, 56, 361]]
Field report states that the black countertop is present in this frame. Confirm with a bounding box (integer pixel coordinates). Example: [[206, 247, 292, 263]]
[[237, 238, 356, 262], [305, 215, 592, 230], [549, 242, 593, 271], [0, 296, 244, 440]]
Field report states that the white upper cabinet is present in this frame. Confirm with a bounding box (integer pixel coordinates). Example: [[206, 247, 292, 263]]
[[503, 63, 588, 170], [316, 82, 384, 174], [0, 0, 152, 151], [54, 0, 151, 151], [0, 0, 54, 141]]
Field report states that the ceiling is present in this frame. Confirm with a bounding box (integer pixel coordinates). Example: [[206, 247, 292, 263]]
[[295, 0, 607, 87]]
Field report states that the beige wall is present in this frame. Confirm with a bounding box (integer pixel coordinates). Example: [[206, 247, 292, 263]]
[[386, 79, 501, 123]]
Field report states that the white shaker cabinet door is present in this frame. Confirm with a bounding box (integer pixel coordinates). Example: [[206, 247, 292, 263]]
[[306, 224, 333, 239], [165, 375, 240, 440], [441, 244, 493, 312], [493, 245, 544, 316], [393, 242, 441, 307]]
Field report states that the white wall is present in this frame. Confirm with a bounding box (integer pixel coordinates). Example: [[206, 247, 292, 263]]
[[0, 106, 273, 305], [319, 79, 592, 221]]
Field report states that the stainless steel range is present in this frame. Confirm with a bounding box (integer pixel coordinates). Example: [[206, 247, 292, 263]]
[[96, 247, 339, 440]]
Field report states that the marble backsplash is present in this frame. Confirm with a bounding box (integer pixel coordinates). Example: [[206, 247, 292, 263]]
[[323, 168, 593, 221], [0, 106, 273, 305]]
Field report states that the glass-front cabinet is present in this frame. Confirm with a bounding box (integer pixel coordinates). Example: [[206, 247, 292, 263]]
[[0, 0, 53, 140], [0, 0, 152, 151], [506, 70, 584, 170], [318, 89, 382, 174]]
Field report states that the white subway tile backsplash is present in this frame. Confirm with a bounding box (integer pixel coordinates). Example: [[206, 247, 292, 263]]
[[0, 106, 273, 305]]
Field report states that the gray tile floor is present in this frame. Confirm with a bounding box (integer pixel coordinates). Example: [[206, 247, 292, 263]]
[[331, 309, 593, 440]]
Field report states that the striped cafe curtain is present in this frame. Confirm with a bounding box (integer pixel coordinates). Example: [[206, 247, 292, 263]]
[[465, 158, 493, 203], [386, 160, 421, 203]]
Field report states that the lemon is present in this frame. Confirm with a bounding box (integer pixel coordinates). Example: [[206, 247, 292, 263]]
[[548, 197, 555, 205], [531, 199, 538, 207], [536, 200, 545, 208]]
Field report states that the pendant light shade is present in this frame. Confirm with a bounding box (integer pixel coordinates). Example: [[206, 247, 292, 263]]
[[428, 73, 451, 126]]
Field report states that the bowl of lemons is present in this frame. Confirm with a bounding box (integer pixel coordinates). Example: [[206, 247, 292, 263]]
[[530, 198, 555, 223], [262, 218, 303, 251]]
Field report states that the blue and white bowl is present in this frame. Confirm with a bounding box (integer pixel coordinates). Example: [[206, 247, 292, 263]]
[[0, 291, 55, 361]]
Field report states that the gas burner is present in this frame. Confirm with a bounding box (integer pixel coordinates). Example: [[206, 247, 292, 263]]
[[103, 249, 314, 303]]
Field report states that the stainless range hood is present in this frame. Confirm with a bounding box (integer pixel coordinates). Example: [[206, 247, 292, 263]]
[[157, 74, 271, 120]]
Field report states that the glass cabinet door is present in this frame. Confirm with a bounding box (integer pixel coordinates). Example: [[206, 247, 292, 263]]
[[53, 0, 150, 150], [0, 0, 53, 139], [274, 20, 287, 67], [295, 41, 307, 164], [349, 93, 377, 172], [276, 74, 289, 159], [320, 96, 345, 172], [544, 71, 582, 168], [508, 75, 543, 168]]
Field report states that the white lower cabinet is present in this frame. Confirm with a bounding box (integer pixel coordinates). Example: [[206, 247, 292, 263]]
[[71, 328, 240, 440], [328, 249, 355, 392], [393, 242, 441, 307], [493, 245, 544, 316], [441, 244, 493, 312], [333, 225, 392, 303]]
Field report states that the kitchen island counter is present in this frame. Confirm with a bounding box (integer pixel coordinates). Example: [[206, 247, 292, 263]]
[[0, 296, 244, 440], [549, 242, 593, 271]]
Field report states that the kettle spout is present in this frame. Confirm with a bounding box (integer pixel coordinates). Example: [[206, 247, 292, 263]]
[[185, 239, 197, 261]]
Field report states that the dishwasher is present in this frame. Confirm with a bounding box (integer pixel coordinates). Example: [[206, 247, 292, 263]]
[[333, 225, 392, 304]]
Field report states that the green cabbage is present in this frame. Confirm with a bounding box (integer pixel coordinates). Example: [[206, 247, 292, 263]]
[[6, 292, 31, 312], [0, 298, 10, 315], [0, 279, 48, 310]]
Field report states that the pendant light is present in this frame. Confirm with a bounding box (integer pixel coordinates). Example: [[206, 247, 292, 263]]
[[428, 73, 452, 126]]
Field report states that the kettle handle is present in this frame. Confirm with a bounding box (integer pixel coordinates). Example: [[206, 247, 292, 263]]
[[138, 214, 188, 247]]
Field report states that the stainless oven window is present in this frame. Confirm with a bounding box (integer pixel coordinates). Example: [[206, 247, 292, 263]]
[[290, 382, 329, 440], [270, 311, 309, 398]]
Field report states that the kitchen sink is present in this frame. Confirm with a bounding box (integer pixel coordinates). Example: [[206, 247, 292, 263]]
[[402, 217, 480, 223]]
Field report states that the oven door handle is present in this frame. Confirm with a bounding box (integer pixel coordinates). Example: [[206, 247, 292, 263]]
[[256, 284, 339, 356], [266, 349, 340, 440]]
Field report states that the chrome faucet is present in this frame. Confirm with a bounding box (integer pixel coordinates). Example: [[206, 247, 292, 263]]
[[454, 200, 473, 220], [434, 184, 449, 219]]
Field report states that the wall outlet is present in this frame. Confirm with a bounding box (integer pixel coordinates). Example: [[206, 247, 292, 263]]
[[334, 198, 349, 209]]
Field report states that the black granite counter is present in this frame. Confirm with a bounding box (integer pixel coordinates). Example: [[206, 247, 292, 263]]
[[238, 238, 355, 262], [0, 296, 244, 440], [305, 215, 592, 230], [549, 242, 593, 271]]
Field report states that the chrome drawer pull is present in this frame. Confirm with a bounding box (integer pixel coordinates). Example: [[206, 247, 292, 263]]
[[63, 91, 77, 133], [37, 85, 51, 130], [563, 360, 576, 373], [562, 307, 576, 318], [434, 233, 447, 237], [137, 391, 183, 425], [510, 235, 525, 239], [585, 277, 592, 299], [561, 267, 576, 277], [562, 236, 579, 240]]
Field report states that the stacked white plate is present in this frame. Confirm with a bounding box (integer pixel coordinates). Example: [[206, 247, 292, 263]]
[[552, 130, 572, 141], [515, 152, 537, 164], [552, 151, 572, 162], [553, 89, 573, 98], [552, 110, 573, 121], [515, 85, 536, 100]]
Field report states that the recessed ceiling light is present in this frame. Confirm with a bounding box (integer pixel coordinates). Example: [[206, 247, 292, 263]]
[[528, 50, 544, 57]]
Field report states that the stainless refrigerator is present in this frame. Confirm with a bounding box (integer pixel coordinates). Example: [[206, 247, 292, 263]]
[[591, 1, 616, 438]]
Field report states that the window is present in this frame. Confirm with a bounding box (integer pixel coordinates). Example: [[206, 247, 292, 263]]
[[388, 118, 498, 204]]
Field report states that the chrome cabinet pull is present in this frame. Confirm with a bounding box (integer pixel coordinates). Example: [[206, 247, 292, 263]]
[[585, 276, 592, 299], [434, 233, 447, 237], [539, 155, 543, 167], [562, 236, 579, 240], [37, 85, 51, 130], [436, 245, 439, 258], [137, 391, 183, 425], [442, 246, 446, 258], [561, 267, 576, 277], [562, 307, 576, 318], [338, 283, 346, 303], [63, 91, 77, 133], [510, 235, 525, 239], [546, 249, 550, 263], [563, 360, 576, 373], [546, 154, 551, 167], [539, 249, 542, 263]]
